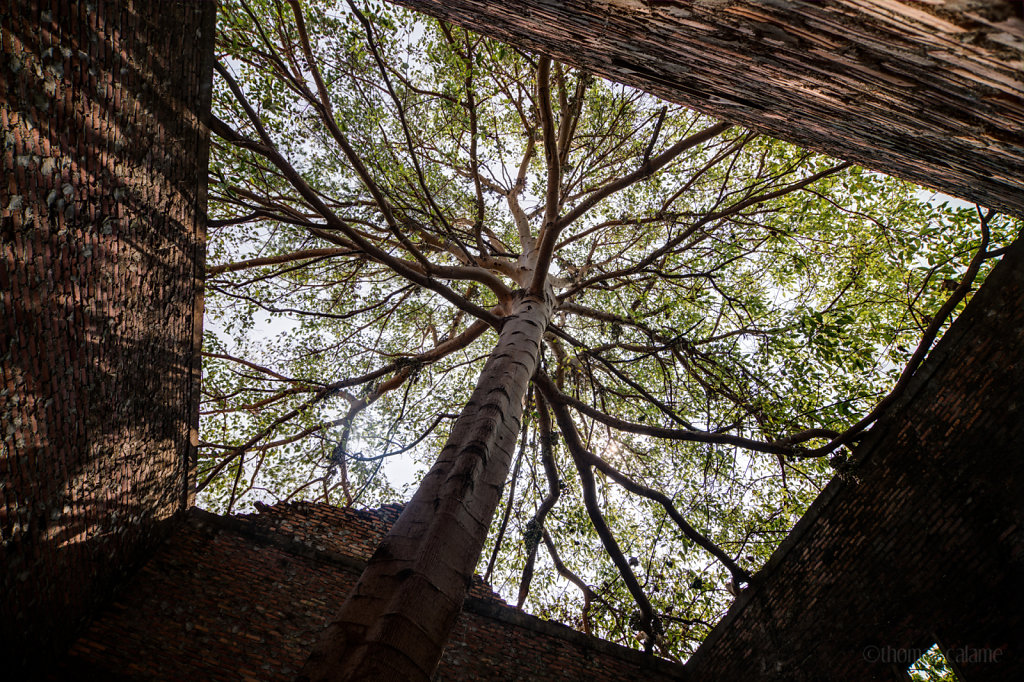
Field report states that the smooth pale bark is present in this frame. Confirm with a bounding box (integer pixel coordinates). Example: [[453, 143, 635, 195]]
[[298, 289, 554, 682]]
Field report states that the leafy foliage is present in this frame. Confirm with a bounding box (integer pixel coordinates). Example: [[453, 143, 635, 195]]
[[201, 0, 1018, 658], [908, 644, 960, 681]]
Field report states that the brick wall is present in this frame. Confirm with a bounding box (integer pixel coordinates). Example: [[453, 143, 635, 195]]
[[0, 1, 215, 674], [60, 502, 685, 681], [683, 238, 1024, 681], [394, 0, 1024, 218]]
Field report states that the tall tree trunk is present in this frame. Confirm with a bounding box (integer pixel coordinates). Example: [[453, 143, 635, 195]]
[[299, 289, 554, 682]]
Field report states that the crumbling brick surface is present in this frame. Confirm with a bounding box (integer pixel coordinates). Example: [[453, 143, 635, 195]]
[[60, 503, 684, 681], [0, 1, 214, 673]]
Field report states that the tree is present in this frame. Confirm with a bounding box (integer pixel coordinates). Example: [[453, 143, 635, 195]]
[[202, 1, 1017, 678]]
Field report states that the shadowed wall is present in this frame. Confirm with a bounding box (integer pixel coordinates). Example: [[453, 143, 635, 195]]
[[0, 1, 215, 673], [60, 503, 684, 681]]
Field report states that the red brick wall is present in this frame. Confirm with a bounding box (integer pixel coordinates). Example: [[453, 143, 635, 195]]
[[683, 239, 1024, 681], [0, 1, 214, 673], [394, 0, 1024, 219], [60, 503, 684, 681]]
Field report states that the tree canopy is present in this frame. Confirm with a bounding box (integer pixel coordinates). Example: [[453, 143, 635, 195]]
[[201, 0, 1018, 664]]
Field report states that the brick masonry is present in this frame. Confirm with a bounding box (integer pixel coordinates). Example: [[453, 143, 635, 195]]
[[394, 0, 1024, 219], [59, 502, 685, 681], [0, 0, 215, 674]]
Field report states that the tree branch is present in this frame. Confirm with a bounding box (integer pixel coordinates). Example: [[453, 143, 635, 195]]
[[540, 379, 753, 586], [534, 371, 793, 455], [557, 121, 731, 231], [208, 247, 357, 276], [515, 392, 561, 608], [545, 394, 659, 648], [209, 100, 502, 326]]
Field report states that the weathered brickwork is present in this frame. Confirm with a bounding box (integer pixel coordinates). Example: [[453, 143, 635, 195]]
[[60, 503, 684, 681], [684, 239, 1024, 681], [0, 0, 215, 673], [395, 0, 1024, 218], [244, 500, 405, 562]]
